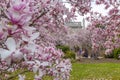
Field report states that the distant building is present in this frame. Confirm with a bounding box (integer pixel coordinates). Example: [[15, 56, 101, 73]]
[[65, 18, 85, 28], [65, 21, 85, 34], [65, 22, 83, 28]]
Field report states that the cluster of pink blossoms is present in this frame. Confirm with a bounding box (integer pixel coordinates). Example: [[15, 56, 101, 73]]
[[0, 0, 72, 80]]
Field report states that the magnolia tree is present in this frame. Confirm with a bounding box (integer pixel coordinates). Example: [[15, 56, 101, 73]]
[[67, 0, 120, 55], [76, 29, 91, 49], [53, 27, 92, 52], [0, 0, 73, 80], [87, 13, 120, 55], [86, 0, 120, 54], [1, 0, 120, 79]]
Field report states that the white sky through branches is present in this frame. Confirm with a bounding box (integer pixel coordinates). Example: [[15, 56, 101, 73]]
[[63, 0, 111, 27]]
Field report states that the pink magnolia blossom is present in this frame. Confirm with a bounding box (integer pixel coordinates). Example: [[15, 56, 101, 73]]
[[0, 37, 23, 65], [5, 0, 32, 26]]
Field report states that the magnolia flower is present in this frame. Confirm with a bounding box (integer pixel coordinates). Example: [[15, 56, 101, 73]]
[[5, 0, 31, 26], [0, 37, 23, 65], [22, 32, 40, 53]]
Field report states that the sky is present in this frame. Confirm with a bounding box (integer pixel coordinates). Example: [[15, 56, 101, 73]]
[[63, 0, 111, 27]]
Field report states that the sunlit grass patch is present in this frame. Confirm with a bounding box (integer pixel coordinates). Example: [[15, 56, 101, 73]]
[[71, 62, 120, 80]]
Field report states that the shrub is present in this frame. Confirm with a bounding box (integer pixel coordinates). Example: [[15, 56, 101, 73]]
[[56, 45, 70, 53], [63, 51, 75, 59], [56, 45, 75, 59], [113, 48, 120, 59]]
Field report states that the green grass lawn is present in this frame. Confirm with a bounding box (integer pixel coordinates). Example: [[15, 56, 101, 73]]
[[12, 62, 120, 80], [71, 62, 120, 80]]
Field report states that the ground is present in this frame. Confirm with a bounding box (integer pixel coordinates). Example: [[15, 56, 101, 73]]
[[71, 58, 120, 80], [12, 58, 120, 80]]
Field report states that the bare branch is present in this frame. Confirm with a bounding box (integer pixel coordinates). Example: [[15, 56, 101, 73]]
[[30, 9, 49, 26]]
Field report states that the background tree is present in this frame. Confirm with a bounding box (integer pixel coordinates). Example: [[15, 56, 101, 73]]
[[67, 0, 120, 55]]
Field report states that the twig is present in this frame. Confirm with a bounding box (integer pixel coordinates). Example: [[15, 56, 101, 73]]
[[29, 9, 48, 26]]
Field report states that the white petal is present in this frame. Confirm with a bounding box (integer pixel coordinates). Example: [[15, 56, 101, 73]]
[[31, 32, 40, 40], [5, 37, 16, 51], [27, 43, 36, 52], [16, 40, 22, 48], [23, 54, 27, 61], [0, 48, 11, 60], [22, 35, 28, 42], [12, 50, 23, 62], [26, 61, 34, 64], [0, 48, 12, 65], [38, 69, 44, 78], [7, 68, 14, 72], [6, 57, 12, 66], [24, 16, 31, 23], [33, 65, 39, 73], [41, 62, 49, 66], [23, 26, 36, 32], [18, 75, 25, 80]]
